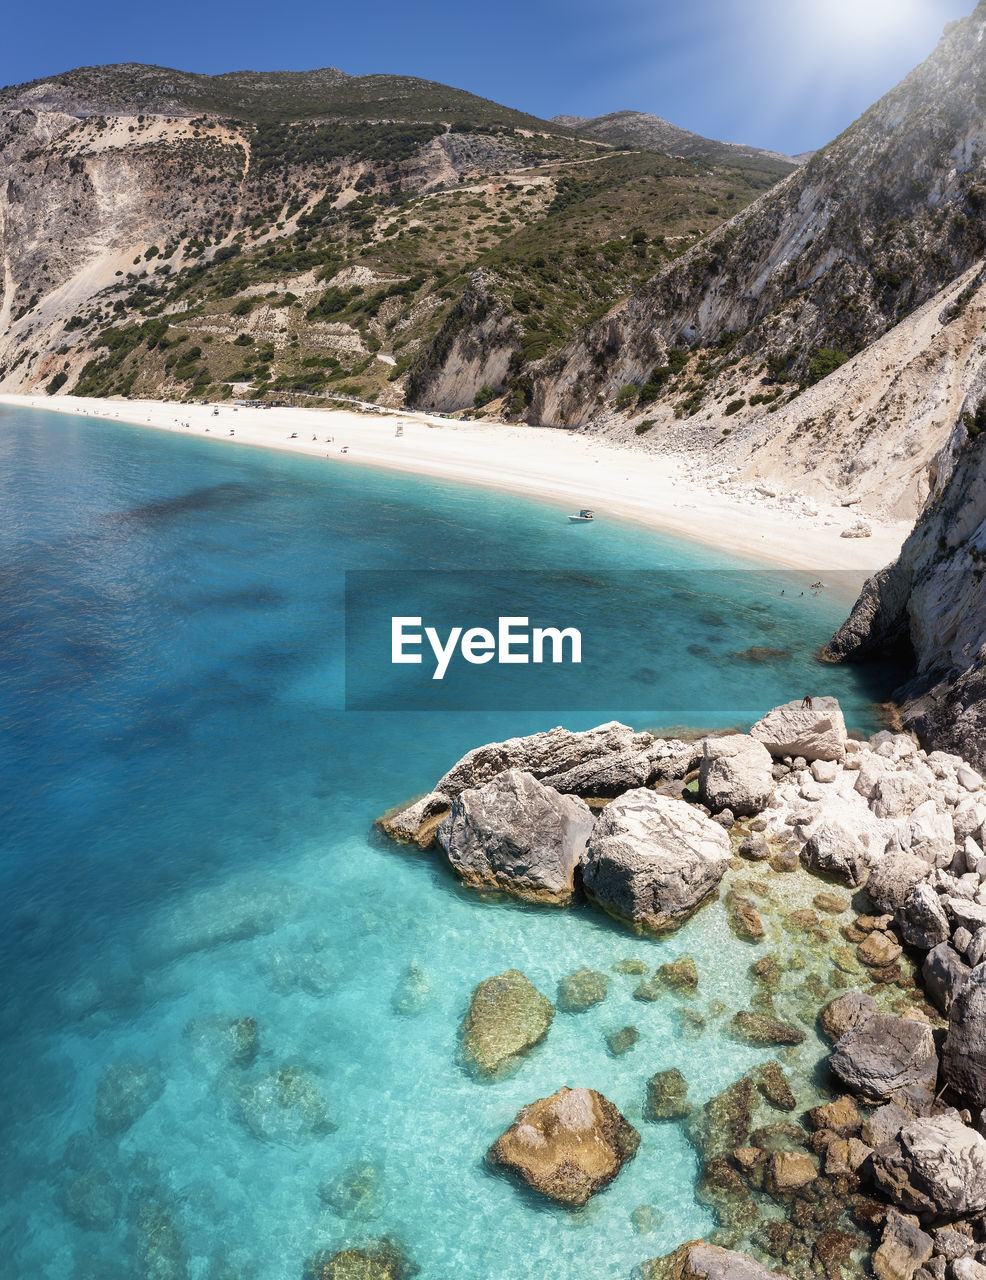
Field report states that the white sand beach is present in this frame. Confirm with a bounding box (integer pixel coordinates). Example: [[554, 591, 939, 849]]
[[1, 393, 912, 576]]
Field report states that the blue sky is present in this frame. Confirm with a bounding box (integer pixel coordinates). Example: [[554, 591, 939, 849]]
[[0, 0, 973, 154]]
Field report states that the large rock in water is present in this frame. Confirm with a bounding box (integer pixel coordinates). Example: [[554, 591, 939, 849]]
[[800, 819, 873, 886], [943, 962, 986, 1104], [580, 790, 732, 933], [486, 1085, 639, 1206], [460, 970, 554, 1078], [379, 722, 700, 843], [698, 735, 774, 817], [870, 1112, 986, 1217], [435, 769, 594, 903], [637, 1242, 790, 1280], [750, 697, 848, 762], [830, 1013, 939, 1103]]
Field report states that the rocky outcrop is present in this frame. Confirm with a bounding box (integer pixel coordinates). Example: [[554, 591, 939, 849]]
[[486, 1086, 639, 1206], [698, 735, 774, 816], [580, 790, 732, 932], [380, 722, 698, 845], [638, 1242, 789, 1280], [750, 699, 848, 763], [436, 769, 594, 903], [829, 1013, 939, 1103], [897, 884, 951, 951], [872, 1210, 933, 1280], [459, 969, 554, 1078], [828, 430, 986, 773], [800, 819, 872, 886], [943, 962, 986, 1104], [870, 1113, 986, 1219]]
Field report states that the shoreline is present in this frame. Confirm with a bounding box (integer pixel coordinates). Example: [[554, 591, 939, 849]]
[[0, 393, 912, 577]]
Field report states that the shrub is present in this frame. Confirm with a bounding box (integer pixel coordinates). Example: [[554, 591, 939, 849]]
[[616, 384, 638, 409], [807, 348, 850, 385], [46, 371, 68, 394], [474, 384, 495, 408], [724, 399, 745, 416], [635, 420, 655, 434]]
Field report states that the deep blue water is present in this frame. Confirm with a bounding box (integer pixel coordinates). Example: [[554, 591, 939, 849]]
[[0, 406, 891, 1280]]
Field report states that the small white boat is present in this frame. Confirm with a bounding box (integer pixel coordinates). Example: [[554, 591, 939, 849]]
[[568, 508, 595, 523]]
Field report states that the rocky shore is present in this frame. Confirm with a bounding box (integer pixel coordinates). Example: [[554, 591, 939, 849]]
[[381, 698, 986, 1280]]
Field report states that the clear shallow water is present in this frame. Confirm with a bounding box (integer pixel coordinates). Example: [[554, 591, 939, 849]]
[[0, 406, 892, 1280]]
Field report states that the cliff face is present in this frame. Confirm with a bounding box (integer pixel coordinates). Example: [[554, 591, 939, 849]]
[[489, 2, 986, 446], [828, 412, 986, 769]]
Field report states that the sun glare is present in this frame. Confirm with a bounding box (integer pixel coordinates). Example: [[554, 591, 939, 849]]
[[804, 0, 926, 49]]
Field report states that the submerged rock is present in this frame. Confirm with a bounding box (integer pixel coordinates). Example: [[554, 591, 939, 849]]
[[750, 697, 848, 762], [184, 1016, 259, 1073], [304, 1238, 418, 1280], [557, 967, 609, 1013], [391, 963, 432, 1017], [632, 1204, 665, 1234], [645, 1068, 691, 1120], [728, 1011, 805, 1046], [94, 1061, 166, 1137], [234, 1066, 336, 1141], [613, 957, 648, 975], [459, 970, 554, 1078], [436, 769, 594, 903], [658, 956, 698, 994], [727, 892, 765, 941], [688, 1077, 756, 1161], [606, 1025, 639, 1056], [830, 1013, 938, 1103], [486, 1085, 640, 1206], [62, 1168, 122, 1231], [318, 1161, 381, 1220], [698, 735, 774, 817], [581, 790, 732, 932], [756, 1061, 796, 1112], [136, 1199, 188, 1280]]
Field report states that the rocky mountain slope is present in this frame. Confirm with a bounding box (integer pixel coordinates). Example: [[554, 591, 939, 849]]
[[0, 65, 790, 407], [550, 110, 800, 171], [402, 5, 986, 522], [827, 417, 986, 771]]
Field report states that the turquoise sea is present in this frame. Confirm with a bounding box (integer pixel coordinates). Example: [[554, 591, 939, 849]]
[[0, 405, 892, 1280]]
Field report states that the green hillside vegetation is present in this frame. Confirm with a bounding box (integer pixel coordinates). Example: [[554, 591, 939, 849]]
[[0, 62, 794, 411], [0, 63, 576, 130]]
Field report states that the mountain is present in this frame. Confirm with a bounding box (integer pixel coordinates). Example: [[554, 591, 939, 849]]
[[550, 110, 800, 171], [406, 3, 986, 521], [0, 63, 565, 129], [0, 63, 792, 407]]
